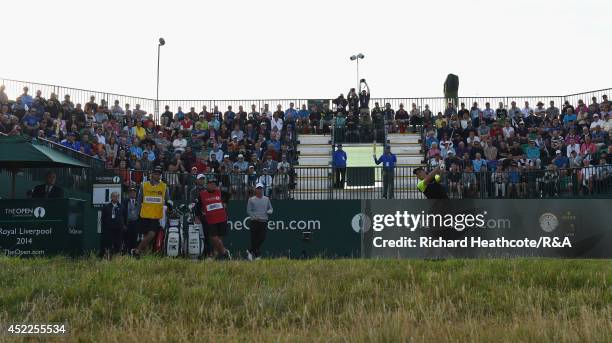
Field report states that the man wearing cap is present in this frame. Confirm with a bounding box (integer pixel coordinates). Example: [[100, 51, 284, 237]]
[[194, 178, 232, 260], [233, 154, 248, 172], [553, 150, 569, 169], [122, 186, 140, 253], [590, 113, 605, 130], [246, 183, 273, 260], [190, 174, 207, 204], [132, 166, 171, 257], [332, 144, 347, 188], [374, 146, 397, 199]]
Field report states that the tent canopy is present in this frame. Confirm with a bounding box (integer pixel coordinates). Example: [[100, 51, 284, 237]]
[[0, 135, 90, 169]]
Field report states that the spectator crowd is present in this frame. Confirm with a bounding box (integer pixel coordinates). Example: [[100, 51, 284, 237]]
[[1, 83, 611, 199], [421, 98, 612, 198], [0, 86, 299, 200]]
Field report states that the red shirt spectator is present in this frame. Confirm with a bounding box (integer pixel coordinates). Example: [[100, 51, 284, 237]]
[[180, 117, 193, 130], [192, 158, 208, 173]]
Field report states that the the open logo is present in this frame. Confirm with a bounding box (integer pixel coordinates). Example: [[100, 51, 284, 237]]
[[33, 207, 46, 218], [351, 213, 371, 233]]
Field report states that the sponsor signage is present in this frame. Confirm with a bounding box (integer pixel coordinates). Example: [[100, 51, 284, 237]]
[[92, 175, 122, 208], [0, 199, 85, 257], [1, 198, 609, 258], [225, 200, 361, 258]]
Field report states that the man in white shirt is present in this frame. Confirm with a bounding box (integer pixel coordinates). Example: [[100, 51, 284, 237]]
[[271, 112, 283, 131], [602, 113, 612, 134], [483, 102, 496, 123], [95, 127, 106, 145], [172, 132, 187, 153], [502, 121, 515, 139], [521, 101, 533, 118], [209, 143, 224, 161], [590, 114, 605, 129]]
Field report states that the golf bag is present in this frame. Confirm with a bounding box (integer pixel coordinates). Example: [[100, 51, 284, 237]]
[[165, 209, 184, 257], [185, 204, 205, 259]]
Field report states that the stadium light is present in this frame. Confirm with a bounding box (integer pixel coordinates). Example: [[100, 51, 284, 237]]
[[156, 38, 166, 118], [349, 53, 365, 90]]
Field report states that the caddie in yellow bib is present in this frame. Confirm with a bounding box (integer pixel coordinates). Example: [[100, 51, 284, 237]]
[[140, 180, 168, 219], [131, 166, 172, 258]]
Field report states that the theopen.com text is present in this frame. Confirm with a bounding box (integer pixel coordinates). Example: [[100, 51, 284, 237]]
[[372, 211, 511, 232]]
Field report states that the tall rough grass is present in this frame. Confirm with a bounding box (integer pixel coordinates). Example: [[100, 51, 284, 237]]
[[0, 257, 610, 342]]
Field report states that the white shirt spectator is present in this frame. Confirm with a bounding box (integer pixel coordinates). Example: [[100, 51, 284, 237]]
[[172, 138, 187, 153], [566, 143, 580, 158], [466, 136, 481, 145], [209, 148, 224, 161], [521, 106, 533, 118], [502, 126, 515, 138], [96, 133, 106, 145], [603, 118, 612, 133], [271, 117, 283, 131], [590, 118, 605, 129]]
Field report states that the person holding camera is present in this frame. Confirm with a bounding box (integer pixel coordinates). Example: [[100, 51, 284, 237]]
[[246, 183, 273, 261], [333, 94, 348, 113], [358, 79, 370, 114], [347, 88, 359, 112]]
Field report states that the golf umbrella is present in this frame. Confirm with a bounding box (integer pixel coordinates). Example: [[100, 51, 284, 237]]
[[0, 135, 90, 198]]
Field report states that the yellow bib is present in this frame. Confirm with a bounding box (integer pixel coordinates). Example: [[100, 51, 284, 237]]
[[139, 181, 167, 219]]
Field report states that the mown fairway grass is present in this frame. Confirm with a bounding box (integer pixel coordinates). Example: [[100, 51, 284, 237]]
[[0, 257, 610, 342]]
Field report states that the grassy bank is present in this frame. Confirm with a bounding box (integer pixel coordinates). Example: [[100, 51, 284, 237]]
[[0, 257, 610, 342]]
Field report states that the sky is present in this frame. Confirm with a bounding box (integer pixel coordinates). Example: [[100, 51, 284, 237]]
[[1, 0, 610, 101]]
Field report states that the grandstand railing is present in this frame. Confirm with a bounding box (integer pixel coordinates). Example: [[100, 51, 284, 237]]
[[99, 165, 612, 202], [0, 78, 156, 119], [3, 77, 610, 124]]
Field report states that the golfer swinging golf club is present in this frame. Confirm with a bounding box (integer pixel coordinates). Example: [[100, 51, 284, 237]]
[[413, 166, 448, 199]]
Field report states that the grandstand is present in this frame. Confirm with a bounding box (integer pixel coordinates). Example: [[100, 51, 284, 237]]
[[1, 78, 610, 201]]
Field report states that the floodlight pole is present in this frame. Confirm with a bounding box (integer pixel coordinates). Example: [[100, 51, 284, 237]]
[[156, 38, 165, 119]]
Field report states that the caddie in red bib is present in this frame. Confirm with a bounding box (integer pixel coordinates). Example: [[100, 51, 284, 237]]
[[199, 189, 227, 224], [195, 178, 232, 260]]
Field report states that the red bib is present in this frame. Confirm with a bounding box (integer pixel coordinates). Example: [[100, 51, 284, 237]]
[[199, 190, 227, 224]]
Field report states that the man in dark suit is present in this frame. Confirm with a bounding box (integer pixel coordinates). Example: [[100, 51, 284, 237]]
[[100, 191, 125, 258], [121, 187, 140, 253], [31, 172, 64, 198]]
